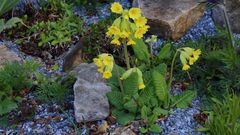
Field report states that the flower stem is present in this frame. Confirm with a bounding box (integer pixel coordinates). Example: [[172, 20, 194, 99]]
[[187, 71, 192, 82], [169, 50, 179, 89], [116, 64, 124, 94], [124, 44, 131, 69], [222, 2, 235, 48]]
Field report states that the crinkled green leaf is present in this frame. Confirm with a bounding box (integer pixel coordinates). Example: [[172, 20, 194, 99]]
[[132, 39, 150, 63], [152, 70, 169, 102], [171, 90, 196, 108], [107, 91, 124, 110], [112, 109, 135, 125], [4, 17, 22, 29], [123, 72, 138, 96], [153, 107, 169, 115], [157, 43, 171, 61]]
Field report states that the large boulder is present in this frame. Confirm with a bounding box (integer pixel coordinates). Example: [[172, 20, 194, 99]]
[[212, 0, 240, 33], [0, 45, 22, 65], [133, 0, 205, 40], [73, 63, 111, 122]]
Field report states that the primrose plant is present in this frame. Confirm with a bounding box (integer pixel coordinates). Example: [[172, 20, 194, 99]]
[[93, 2, 201, 133]]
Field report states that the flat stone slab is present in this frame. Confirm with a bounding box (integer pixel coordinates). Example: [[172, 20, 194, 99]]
[[133, 0, 205, 40], [0, 45, 22, 65], [73, 63, 111, 122]]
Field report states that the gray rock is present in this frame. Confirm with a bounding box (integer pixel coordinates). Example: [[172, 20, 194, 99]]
[[74, 63, 111, 122], [133, 0, 205, 40], [212, 0, 240, 33], [62, 40, 84, 72], [0, 44, 22, 66]]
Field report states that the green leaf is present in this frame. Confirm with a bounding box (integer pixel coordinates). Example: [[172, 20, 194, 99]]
[[4, 17, 22, 29], [171, 90, 196, 108], [157, 43, 171, 61], [0, 19, 4, 33], [112, 109, 135, 125], [149, 124, 162, 133], [106, 91, 124, 110], [123, 72, 138, 96], [154, 63, 167, 76], [148, 113, 159, 124], [139, 127, 148, 133], [132, 39, 150, 63], [108, 64, 125, 87], [211, 97, 222, 105], [0, 116, 9, 128], [152, 70, 169, 102], [124, 98, 138, 113], [0, 98, 18, 116], [153, 107, 169, 115], [150, 97, 159, 107], [141, 105, 148, 120]]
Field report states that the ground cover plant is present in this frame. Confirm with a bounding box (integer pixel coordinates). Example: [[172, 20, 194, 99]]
[[0, 0, 85, 60], [204, 92, 240, 135], [0, 61, 38, 116]]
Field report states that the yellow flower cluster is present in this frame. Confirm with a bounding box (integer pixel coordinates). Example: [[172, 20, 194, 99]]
[[120, 68, 145, 89], [179, 47, 201, 71], [93, 53, 114, 79], [107, 2, 149, 46]]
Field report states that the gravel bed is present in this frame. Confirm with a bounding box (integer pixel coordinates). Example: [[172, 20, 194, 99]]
[[159, 98, 203, 135]]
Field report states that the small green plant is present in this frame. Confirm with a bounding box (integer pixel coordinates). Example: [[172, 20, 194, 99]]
[[203, 93, 240, 135], [92, 3, 199, 133], [0, 0, 24, 34], [0, 61, 38, 116], [69, 0, 113, 13], [0, 17, 23, 33], [34, 73, 69, 103], [27, 1, 84, 46]]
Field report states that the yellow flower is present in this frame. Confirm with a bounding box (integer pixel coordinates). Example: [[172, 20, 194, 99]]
[[189, 57, 195, 65], [135, 27, 147, 39], [120, 31, 131, 38], [135, 16, 147, 27], [103, 56, 112, 65], [192, 49, 201, 61], [182, 64, 190, 71], [127, 38, 136, 45], [98, 67, 104, 73], [110, 2, 123, 14], [111, 38, 121, 46], [107, 26, 121, 36], [129, 8, 141, 19], [93, 58, 103, 67], [138, 82, 145, 89], [103, 71, 112, 79], [142, 25, 150, 32]]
